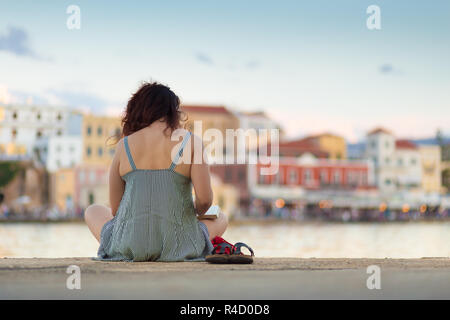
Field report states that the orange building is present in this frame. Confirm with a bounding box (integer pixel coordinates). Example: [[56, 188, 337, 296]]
[[287, 133, 347, 160], [181, 105, 240, 136]]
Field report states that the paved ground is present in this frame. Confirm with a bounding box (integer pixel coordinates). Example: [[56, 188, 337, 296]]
[[1, 257, 449, 299]]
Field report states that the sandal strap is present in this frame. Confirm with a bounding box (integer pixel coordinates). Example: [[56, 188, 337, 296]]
[[211, 242, 234, 255], [233, 242, 254, 256]]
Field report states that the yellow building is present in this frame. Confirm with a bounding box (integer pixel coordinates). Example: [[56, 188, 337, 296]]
[[51, 168, 76, 212], [301, 133, 347, 159], [419, 145, 442, 193], [210, 174, 239, 219], [82, 114, 122, 166]]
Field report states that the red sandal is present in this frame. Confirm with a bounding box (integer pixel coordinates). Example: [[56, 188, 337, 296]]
[[205, 236, 235, 264], [205, 237, 254, 264]]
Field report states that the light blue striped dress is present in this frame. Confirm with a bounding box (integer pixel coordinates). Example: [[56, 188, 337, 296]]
[[95, 131, 214, 262]]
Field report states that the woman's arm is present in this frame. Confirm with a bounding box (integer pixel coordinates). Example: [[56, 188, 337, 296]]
[[190, 134, 213, 215], [109, 139, 125, 216]]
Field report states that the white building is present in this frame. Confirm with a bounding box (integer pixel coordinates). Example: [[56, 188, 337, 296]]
[[0, 104, 82, 156], [365, 128, 422, 193], [235, 111, 283, 151], [34, 136, 83, 172]]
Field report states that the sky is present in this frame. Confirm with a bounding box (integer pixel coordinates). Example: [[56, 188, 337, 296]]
[[0, 0, 449, 142]]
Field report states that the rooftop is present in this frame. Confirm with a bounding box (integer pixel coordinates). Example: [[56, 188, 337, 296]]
[[181, 105, 231, 115], [396, 139, 418, 150], [368, 127, 393, 136]]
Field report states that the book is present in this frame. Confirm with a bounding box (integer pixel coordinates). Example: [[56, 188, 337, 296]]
[[197, 205, 220, 220]]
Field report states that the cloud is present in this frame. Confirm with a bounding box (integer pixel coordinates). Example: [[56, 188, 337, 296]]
[[0, 84, 122, 115], [245, 60, 260, 70], [379, 63, 403, 75], [195, 52, 214, 65], [0, 26, 49, 60], [46, 89, 113, 113]]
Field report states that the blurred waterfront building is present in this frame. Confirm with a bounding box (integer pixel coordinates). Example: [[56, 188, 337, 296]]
[[82, 114, 121, 166], [34, 136, 82, 172], [440, 143, 450, 193], [247, 153, 375, 216], [75, 114, 121, 216], [365, 128, 422, 193], [235, 111, 283, 149], [210, 164, 249, 212], [0, 160, 49, 216], [182, 105, 240, 137], [418, 145, 442, 194], [210, 173, 239, 219], [288, 133, 347, 160], [74, 165, 109, 212], [50, 168, 76, 214], [0, 104, 81, 156]]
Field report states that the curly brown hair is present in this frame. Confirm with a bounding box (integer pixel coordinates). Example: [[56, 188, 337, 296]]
[[121, 82, 185, 137]]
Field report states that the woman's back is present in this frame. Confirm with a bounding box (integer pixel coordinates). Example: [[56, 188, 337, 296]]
[[118, 122, 192, 178], [96, 126, 213, 262]]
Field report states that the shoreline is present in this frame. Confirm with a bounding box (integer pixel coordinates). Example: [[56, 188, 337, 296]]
[[1, 218, 450, 225]]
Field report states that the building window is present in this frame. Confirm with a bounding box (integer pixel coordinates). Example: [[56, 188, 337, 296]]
[[57, 129, 62, 136], [385, 157, 390, 164], [37, 113, 41, 120], [87, 126, 92, 136], [320, 170, 328, 184], [333, 170, 341, 184], [361, 173, 368, 186], [398, 158, 403, 166], [11, 128, 17, 139], [258, 172, 265, 184], [288, 169, 298, 184], [277, 167, 284, 184], [98, 147, 103, 157], [411, 158, 417, 165], [347, 171, 354, 185], [97, 126, 103, 136], [225, 167, 232, 182], [79, 171, 85, 183], [89, 171, 96, 184], [36, 130, 42, 138], [303, 169, 312, 185], [57, 113, 62, 121], [238, 169, 246, 182], [88, 192, 95, 205], [12, 111, 18, 120], [385, 178, 391, 186], [86, 146, 92, 156]]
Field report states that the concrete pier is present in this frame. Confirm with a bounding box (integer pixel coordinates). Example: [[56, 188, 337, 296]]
[[1, 257, 449, 299]]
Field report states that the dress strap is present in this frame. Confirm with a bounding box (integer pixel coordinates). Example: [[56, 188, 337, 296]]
[[169, 132, 192, 171], [123, 136, 137, 170]]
